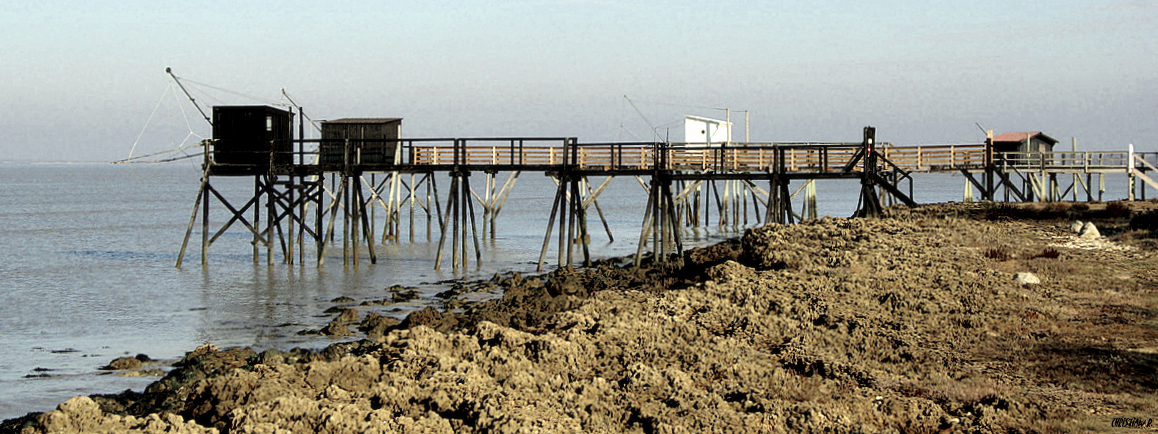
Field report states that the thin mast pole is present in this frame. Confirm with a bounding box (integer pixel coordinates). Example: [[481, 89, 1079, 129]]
[[166, 67, 212, 127]]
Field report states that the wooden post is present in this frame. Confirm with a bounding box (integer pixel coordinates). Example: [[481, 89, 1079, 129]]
[[350, 174, 359, 266], [655, 178, 665, 260], [1072, 137, 1079, 202], [409, 173, 416, 243], [451, 173, 460, 270], [570, 174, 591, 267], [359, 178, 377, 264], [584, 176, 615, 242], [633, 181, 656, 267], [426, 173, 433, 242], [254, 176, 262, 264], [805, 180, 816, 219], [484, 171, 494, 238], [342, 140, 350, 265], [315, 174, 323, 266], [856, 126, 883, 218], [370, 173, 378, 242], [1129, 143, 1137, 201], [1086, 173, 1093, 202], [781, 180, 796, 224], [433, 173, 454, 271], [749, 181, 762, 225], [737, 179, 745, 226], [662, 178, 682, 258], [176, 163, 209, 268], [465, 171, 480, 268], [1099, 173, 1105, 201], [985, 130, 994, 201], [537, 176, 565, 272], [1049, 173, 1058, 202], [393, 170, 403, 241]]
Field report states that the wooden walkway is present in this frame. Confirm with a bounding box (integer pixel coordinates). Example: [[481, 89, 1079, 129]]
[[179, 132, 1158, 270], [258, 138, 1155, 175]]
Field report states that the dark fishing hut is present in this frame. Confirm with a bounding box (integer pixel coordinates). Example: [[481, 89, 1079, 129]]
[[211, 106, 294, 168], [320, 118, 403, 166]]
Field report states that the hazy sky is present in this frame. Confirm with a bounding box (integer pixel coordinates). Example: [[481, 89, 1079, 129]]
[[2, 0, 1155, 162]]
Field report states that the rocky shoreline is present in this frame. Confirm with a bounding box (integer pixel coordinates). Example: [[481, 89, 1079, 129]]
[[5, 202, 1158, 433]]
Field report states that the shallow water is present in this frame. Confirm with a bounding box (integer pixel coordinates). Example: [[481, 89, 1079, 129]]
[[0, 163, 1140, 419]]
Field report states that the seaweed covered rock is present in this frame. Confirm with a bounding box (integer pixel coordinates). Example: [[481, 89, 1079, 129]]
[[101, 354, 151, 371], [31, 396, 214, 434]]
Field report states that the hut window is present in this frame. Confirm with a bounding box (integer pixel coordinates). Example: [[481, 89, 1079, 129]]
[[266, 116, 273, 131]]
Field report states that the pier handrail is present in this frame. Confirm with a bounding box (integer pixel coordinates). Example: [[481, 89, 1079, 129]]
[[571, 141, 868, 172], [207, 139, 1152, 177], [994, 150, 1131, 170], [880, 144, 986, 170]]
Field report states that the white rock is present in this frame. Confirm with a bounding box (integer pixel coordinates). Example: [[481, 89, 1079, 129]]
[[1014, 272, 1041, 285], [1070, 220, 1084, 234], [1079, 222, 1101, 238]]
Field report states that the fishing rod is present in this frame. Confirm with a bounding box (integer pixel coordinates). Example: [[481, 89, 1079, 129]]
[[166, 67, 212, 127], [282, 88, 322, 133]]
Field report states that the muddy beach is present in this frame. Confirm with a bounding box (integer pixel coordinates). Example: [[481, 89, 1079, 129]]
[[5, 202, 1158, 433]]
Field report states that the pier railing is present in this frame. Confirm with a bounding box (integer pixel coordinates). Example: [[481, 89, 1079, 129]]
[[992, 151, 1133, 171], [406, 138, 575, 167], [232, 139, 878, 173], [206, 138, 1156, 175], [879, 144, 986, 170], [560, 142, 858, 172], [403, 140, 871, 172]]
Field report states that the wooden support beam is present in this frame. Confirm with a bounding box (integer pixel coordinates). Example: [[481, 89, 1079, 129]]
[[463, 172, 481, 268], [206, 183, 265, 246], [865, 173, 917, 207], [538, 177, 567, 272], [176, 171, 208, 267], [570, 175, 592, 267], [781, 180, 796, 224], [992, 170, 1027, 202], [634, 179, 657, 268], [434, 174, 457, 271], [355, 180, 378, 264], [960, 170, 986, 198], [583, 176, 616, 242]]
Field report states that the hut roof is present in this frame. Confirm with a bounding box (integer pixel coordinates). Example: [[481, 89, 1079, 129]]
[[323, 118, 402, 124], [993, 132, 1058, 144]]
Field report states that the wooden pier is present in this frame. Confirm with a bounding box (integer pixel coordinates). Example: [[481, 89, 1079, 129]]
[[176, 119, 1158, 271]]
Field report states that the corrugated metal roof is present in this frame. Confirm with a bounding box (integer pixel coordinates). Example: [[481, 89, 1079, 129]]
[[324, 118, 402, 124], [993, 132, 1058, 144]]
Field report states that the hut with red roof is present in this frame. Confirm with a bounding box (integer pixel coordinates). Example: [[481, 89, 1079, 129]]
[[991, 132, 1058, 154]]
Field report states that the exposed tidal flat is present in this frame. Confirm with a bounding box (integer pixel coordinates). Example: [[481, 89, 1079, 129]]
[[4, 200, 1158, 432], [0, 163, 758, 421], [2, 163, 1155, 432]]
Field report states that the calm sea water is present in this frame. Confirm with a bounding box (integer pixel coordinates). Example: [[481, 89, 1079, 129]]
[[0, 163, 1140, 419]]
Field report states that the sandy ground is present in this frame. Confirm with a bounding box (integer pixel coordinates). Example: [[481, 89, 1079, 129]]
[[5, 201, 1158, 433]]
